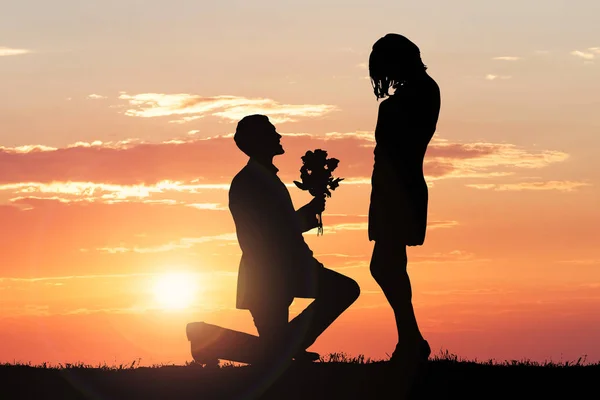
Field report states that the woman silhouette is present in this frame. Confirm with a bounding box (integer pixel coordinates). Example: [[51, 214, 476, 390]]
[[367, 34, 440, 365]]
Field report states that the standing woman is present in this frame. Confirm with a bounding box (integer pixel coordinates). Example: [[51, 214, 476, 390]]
[[368, 34, 440, 366]]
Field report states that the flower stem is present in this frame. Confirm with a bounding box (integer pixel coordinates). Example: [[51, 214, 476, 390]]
[[317, 212, 323, 236]]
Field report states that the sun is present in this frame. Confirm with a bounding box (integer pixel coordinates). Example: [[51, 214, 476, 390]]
[[152, 272, 198, 310]]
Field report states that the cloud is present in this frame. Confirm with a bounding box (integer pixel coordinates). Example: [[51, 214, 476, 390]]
[[492, 56, 520, 61], [323, 219, 458, 234], [421, 287, 506, 296], [336, 47, 358, 53], [118, 93, 337, 124], [465, 181, 591, 192], [0, 134, 572, 204], [87, 94, 107, 100], [324, 131, 374, 142], [485, 74, 512, 80], [589, 47, 600, 54], [0, 196, 245, 277], [0, 47, 31, 57], [3, 182, 231, 205], [411, 250, 489, 265], [570, 50, 595, 60], [557, 259, 600, 266], [90, 233, 237, 254], [424, 138, 569, 181], [186, 203, 227, 210], [324, 222, 367, 233], [168, 116, 203, 124], [0, 137, 240, 187], [0, 272, 156, 283], [0, 144, 58, 153], [428, 220, 460, 229]]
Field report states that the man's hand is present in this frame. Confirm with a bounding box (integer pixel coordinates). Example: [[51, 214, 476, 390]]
[[307, 195, 326, 214], [296, 196, 327, 232]]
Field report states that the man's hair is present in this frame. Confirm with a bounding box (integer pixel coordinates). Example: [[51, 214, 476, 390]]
[[369, 33, 427, 99], [234, 114, 270, 156]]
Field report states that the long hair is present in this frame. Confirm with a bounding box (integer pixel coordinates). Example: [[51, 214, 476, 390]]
[[369, 34, 427, 99]]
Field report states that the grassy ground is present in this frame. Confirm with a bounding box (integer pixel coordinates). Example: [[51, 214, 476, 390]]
[[1, 352, 598, 399]]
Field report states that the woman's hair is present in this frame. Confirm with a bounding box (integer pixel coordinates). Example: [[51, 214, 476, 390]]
[[369, 34, 427, 99]]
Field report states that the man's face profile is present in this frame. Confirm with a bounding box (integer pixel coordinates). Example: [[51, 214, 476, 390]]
[[235, 115, 285, 159], [258, 121, 285, 157]]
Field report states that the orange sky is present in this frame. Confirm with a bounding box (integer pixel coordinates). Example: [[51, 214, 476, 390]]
[[1, 0, 600, 366]]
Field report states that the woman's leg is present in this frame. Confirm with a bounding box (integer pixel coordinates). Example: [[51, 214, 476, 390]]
[[370, 240, 423, 353]]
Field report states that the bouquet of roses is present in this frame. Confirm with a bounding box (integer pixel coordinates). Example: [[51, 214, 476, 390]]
[[293, 149, 344, 235]]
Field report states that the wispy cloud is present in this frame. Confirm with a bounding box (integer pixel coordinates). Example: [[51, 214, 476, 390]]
[[0, 272, 156, 283], [485, 74, 512, 80], [169, 116, 203, 124], [87, 94, 107, 100], [91, 233, 237, 254], [0, 138, 140, 154], [323, 222, 368, 233], [428, 220, 460, 229], [421, 287, 506, 296], [0, 46, 31, 57], [4, 181, 231, 205], [557, 259, 600, 266], [492, 56, 520, 61], [570, 50, 595, 60], [411, 250, 490, 265], [187, 203, 227, 210], [118, 93, 337, 124], [337, 47, 359, 53], [0, 144, 58, 153], [465, 181, 591, 192], [323, 219, 458, 234], [324, 131, 374, 142], [425, 138, 569, 181]]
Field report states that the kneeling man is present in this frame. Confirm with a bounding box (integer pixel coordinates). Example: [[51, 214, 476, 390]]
[[229, 114, 360, 364]]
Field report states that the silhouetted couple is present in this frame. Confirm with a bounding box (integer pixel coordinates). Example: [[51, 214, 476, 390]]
[[228, 34, 440, 373]]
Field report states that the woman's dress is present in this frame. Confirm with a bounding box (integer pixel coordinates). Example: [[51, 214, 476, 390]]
[[368, 78, 441, 246]]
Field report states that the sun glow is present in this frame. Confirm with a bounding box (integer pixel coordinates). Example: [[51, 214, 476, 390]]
[[152, 272, 198, 310]]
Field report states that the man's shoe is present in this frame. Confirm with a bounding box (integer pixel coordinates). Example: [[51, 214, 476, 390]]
[[293, 350, 320, 363]]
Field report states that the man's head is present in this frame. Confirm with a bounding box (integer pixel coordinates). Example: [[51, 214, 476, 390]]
[[234, 114, 284, 158]]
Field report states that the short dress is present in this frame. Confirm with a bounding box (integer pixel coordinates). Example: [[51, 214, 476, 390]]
[[368, 79, 440, 246]]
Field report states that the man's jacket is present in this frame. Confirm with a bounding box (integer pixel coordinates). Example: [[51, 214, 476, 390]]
[[229, 159, 320, 310]]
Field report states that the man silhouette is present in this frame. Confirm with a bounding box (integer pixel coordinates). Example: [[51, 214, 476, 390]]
[[229, 114, 360, 364]]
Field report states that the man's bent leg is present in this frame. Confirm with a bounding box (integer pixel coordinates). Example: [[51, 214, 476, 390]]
[[249, 302, 295, 363], [288, 266, 360, 351]]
